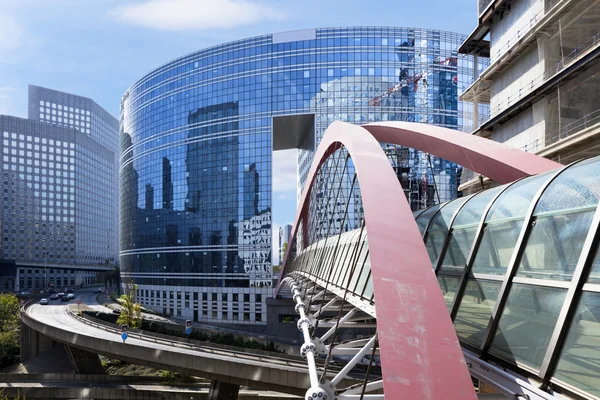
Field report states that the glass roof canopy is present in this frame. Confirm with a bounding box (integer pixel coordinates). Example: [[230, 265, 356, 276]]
[[287, 156, 600, 399]]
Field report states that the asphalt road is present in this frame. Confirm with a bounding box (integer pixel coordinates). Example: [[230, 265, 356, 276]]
[[27, 289, 309, 373]]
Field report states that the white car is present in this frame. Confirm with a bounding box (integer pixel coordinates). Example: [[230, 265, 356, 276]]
[[40, 298, 49, 305], [67, 293, 75, 299]]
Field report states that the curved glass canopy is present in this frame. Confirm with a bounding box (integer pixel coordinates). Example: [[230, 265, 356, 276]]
[[284, 155, 600, 399]]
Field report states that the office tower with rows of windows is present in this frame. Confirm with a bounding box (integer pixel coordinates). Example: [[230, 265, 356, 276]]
[[0, 85, 118, 292], [120, 27, 485, 327]]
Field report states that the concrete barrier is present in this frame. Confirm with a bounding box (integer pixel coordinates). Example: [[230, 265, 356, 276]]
[[77, 311, 299, 359]]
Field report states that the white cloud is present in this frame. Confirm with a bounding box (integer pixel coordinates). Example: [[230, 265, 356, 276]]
[[0, 14, 24, 62], [111, 0, 284, 31], [272, 149, 297, 193]]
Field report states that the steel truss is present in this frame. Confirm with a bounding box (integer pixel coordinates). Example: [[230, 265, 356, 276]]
[[283, 274, 569, 400], [283, 275, 383, 400]]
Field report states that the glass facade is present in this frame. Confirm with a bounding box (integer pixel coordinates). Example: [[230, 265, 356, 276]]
[[285, 154, 600, 398], [120, 27, 485, 325]]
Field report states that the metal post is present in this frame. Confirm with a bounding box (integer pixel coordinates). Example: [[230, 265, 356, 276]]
[[539, 197, 600, 382], [421, 202, 450, 241], [433, 195, 474, 275], [303, 148, 347, 297], [320, 308, 357, 343], [331, 334, 377, 387], [288, 278, 334, 399], [448, 181, 520, 321]]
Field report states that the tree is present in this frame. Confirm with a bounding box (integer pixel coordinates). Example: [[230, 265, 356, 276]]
[[0, 293, 20, 369], [116, 280, 142, 328], [0, 388, 26, 399], [0, 294, 19, 333], [282, 242, 288, 258]]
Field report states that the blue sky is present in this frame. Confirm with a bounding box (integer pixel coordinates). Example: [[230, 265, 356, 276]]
[[0, 0, 476, 263]]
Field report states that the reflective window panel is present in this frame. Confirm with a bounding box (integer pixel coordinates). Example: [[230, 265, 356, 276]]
[[490, 284, 566, 370], [553, 291, 600, 397], [454, 278, 501, 347]]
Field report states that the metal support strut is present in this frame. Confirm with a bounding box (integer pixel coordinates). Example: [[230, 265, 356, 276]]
[[288, 277, 335, 400]]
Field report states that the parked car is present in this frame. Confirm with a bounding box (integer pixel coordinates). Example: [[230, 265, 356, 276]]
[[94, 288, 103, 293], [56, 292, 65, 298], [66, 288, 74, 293], [67, 293, 75, 299], [40, 298, 48, 305], [60, 296, 70, 302], [49, 294, 59, 300], [112, 309, 121, 315]]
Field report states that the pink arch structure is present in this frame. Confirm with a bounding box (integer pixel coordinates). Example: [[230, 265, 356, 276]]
[[278, 121, 561, 399]]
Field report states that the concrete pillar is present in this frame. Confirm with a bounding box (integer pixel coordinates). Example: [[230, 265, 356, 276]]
[[20, 321, 55, 362], [208, 380, 240, 400], [64, 345, 105, 374], [20, 321, 32, 362]]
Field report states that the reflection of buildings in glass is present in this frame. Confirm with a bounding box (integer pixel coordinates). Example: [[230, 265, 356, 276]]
[[384, 145, 456, 210], [120, 27, 485, 327], [162, 157, 173, 210], [239, 210, 272, 288], [185, 102, 240, 276], [306, 45, 461, 224], [145, 184, 154, 210], [243, 163, 259, 220]]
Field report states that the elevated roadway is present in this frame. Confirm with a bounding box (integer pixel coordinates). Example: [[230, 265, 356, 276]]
[[0, 374, 301, 400], [21, 292, 354, 397]]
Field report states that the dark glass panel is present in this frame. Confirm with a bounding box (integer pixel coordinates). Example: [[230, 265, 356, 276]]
[[553, 292, 600, 397], [516, 211, 593, 281], [490, 284, 566, 370], [437, 275, 460, 310], [454, 278, 501, 347], [439, 226, 478, 274], [472, 220, 523, 275]]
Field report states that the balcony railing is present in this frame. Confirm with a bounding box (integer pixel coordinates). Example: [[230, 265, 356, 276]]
[[546, 108, 600, 144], [463, 0, 575, 93], [511, 107, 600, 155], [488, 31, 600, 120], [489, 0, 545, 64]]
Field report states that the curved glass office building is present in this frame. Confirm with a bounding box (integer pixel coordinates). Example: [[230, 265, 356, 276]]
[[120, 27, 486, 326]]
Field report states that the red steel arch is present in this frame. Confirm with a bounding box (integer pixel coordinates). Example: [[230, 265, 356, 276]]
[[278, 121, 561, 398], [363, 121, 561, 183]]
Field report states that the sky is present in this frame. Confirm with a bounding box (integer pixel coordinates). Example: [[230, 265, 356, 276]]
[[0, 0, 476, 264]]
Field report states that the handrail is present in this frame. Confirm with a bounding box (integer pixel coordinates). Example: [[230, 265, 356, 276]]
[[506, 106, 600, 155], [487, 30, 600, 120]]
